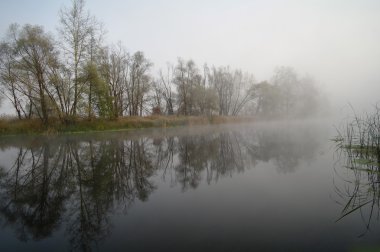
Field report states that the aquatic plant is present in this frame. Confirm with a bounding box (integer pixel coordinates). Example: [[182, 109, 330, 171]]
[[334, 105, 380, 236]]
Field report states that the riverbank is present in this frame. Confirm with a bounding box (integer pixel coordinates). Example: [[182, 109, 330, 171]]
[[0, 115, 254, 136]]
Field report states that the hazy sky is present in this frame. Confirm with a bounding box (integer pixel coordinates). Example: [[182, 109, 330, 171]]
[[0, 0, 380, 113]]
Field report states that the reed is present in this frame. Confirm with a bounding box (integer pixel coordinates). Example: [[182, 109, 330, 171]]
[[334, 105, 380, 234]]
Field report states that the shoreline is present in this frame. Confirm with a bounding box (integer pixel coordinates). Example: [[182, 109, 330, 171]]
[[0, 115, 255, 137]]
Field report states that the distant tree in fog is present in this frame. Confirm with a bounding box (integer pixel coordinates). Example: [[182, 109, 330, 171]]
[[295, 76, 321, 117], [272, 66, 298, 115], [253, 81, 282, 116], [208, 66, 233, 115], [251, 67, 323, 118]]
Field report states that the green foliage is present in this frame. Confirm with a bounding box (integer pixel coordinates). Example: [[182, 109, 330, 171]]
[[84, 62, 113, 118]]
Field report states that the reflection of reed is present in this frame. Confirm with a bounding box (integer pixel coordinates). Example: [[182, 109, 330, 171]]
[[335, 108, 380, 236]]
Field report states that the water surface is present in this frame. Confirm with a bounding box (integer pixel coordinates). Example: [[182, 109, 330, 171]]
[[0, 120, 379, 251]]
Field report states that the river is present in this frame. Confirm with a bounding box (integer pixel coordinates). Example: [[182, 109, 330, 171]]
[[0, 119, 379, 251]]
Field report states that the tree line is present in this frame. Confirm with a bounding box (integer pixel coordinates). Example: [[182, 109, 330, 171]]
[[0, 0, 324, 124]]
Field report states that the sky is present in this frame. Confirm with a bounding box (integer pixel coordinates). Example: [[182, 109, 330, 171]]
[[0, 0, 380, 114]]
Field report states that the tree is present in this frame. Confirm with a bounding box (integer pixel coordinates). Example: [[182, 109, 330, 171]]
[[157, 64, 175, 115], [192, 85, 218, 116], [126, 51, 152, 116], [0, 40, 25, 119], [295, 76, 320, 117], [173, 58, 202, 115], [253, 81, 282, 117], [209, 66, 233, 115], [209, 66, 255, 116], [83, 61, 111, 118], [271, 66, 298, 115], [229, 71, 255, 116], [97, 43, 128, 118], [0, 24, 60, 124], [267, 67, 323, 118], [59, 0, 100, 116], [49, 64, 74, 120]]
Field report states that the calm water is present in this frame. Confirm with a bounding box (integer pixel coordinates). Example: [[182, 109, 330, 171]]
[[0, 120, 379, 251]]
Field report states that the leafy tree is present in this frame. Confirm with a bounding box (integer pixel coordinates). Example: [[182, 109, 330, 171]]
[[98, 44, 129, 118], [83, 62, 112, 118], [0, 24, 60, 124]]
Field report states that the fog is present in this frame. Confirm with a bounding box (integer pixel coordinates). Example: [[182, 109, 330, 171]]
[[0, 0, 379, 116]]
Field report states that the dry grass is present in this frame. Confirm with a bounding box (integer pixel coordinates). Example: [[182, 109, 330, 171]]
[[0, 115, 254, 136]]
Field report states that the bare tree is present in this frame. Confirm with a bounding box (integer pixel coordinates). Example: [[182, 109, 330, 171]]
[[126, 51, 152, 116], [157, 63, 175, 114], [230, 71, 255, 116], [0, 40, 26, 119], [59, 0, 100, 116], [209, 66, 234, 115], [208, 66, 255, 116], [49, 64, 74, 120]]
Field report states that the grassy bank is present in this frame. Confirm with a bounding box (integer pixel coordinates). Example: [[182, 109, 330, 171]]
[[0, 115, 254, 136]]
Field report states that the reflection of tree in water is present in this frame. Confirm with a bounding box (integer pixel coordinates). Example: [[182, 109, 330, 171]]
[[208, 132, 244, 182], [0, 142, 71, 242], [240, 124, 320, 173], [66, 138, 156, 250], [172, 125, 320, 189], [153, 136, 176, 185], [0, 137, 156, 251], [0, 124, 321, 249], [173, 132, 252, 190], [175, 135, 216, 190]]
